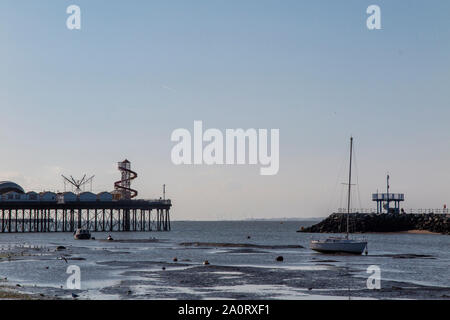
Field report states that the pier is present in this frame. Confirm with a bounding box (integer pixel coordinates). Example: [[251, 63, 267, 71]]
[[0, 159, 173, 233], [0, 199, 171, 233]]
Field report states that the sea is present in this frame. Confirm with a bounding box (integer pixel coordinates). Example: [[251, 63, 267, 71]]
[[0, 220, 449, 300]]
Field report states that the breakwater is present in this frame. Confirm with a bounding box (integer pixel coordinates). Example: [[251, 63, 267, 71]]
[[298, 213, 450, 235]]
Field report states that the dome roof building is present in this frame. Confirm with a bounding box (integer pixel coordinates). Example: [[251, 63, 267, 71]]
[[0, 181, 25, 195]]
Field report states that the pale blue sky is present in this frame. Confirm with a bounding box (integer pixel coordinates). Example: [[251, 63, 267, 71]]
[[1, 1, 450, 219]]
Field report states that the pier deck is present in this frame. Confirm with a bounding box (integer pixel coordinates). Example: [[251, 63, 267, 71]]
[[0, 200, 172, 233]]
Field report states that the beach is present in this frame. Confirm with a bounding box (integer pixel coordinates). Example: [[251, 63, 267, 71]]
[[0, 221, 449, 300]]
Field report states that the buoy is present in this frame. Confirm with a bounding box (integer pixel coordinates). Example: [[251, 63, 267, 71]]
[[173, 257, 178, 262], [276, 256, 284, 262], [203, 260, 210, 265]]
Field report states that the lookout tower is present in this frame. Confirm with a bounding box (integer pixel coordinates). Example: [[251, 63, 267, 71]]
[[372, 175, 405, 214]]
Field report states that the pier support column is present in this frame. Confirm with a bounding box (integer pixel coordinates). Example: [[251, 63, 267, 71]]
[[102, 209, 106, 232], [167, 209, 171, 231], [77, 209, 82, 229], [123, 209, 130, 231], [8, 209, 11, 233], [94, 209, 98, 232], [110, 209, 113, 232], [55, 210, 58, 232]]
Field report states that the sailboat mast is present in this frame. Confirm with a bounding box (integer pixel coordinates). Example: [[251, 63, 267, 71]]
[[346, 137, 353, 239]]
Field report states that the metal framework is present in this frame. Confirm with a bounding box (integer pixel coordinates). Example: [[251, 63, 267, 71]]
[[0, 200, 171, 233], [62, 174, 95, 194]]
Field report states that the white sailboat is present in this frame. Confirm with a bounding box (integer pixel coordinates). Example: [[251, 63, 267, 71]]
[[310, 137, 368, 255]]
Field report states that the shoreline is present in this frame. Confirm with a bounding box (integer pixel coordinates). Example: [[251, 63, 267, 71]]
[[369, 230, 442, 235]]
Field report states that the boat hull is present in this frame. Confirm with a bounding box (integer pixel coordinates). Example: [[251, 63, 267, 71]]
[[310, 239, 367, 254], [73, 229, 91, 240], [74, 234, 91, 240]]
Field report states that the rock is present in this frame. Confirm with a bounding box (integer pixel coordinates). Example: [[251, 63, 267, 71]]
[[71, 293, 79, 298], [276, 256, 284, 262], [299, 212, 450, 235]]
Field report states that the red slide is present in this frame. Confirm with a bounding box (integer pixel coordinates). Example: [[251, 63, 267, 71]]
[[114, 159, 138, 199]]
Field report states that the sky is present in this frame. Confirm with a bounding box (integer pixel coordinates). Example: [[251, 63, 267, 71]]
[[1, 0, 450, 220]]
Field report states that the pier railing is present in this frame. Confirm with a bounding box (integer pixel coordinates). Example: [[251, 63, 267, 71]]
[[336, 208, 450, 215]]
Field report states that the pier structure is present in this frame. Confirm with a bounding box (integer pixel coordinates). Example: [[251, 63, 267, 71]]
[[372, 193, 405, 214], [372, 175, 405, 214], [0, 199, 171, 233], [0, 159, 172, 233]]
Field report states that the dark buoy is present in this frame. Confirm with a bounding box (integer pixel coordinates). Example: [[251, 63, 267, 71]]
[[173, 257, 178, 262], [107, 235, 113, 241], [203, 260, 210, 265], [247, 236, 251, 239], [71, 293, 79, 299], [276, 256, 284, 262], [162, 267, 166, 270]]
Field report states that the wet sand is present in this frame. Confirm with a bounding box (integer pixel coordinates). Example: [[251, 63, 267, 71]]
[[1, 241, 449, 300]]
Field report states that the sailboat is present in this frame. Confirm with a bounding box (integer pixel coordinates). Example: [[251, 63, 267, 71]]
[[310, 137, 368, 255]]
